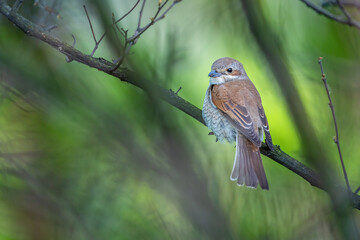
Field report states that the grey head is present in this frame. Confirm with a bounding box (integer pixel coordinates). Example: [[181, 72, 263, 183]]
[[208, 57, 248, 85]]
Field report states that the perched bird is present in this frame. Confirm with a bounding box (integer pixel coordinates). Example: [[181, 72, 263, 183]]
[[202, 57, 274, 189]]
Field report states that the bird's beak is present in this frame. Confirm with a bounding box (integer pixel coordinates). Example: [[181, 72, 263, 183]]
[[208, 70, 222, 78]]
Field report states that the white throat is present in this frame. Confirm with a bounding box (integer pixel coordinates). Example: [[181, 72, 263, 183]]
[[209, 75, 248, 85]]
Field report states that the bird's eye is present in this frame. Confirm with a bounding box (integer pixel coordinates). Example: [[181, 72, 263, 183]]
[[227, 68, 232, 73]]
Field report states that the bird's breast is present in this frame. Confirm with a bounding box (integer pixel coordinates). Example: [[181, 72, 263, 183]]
[[202, 86, 236, 143]]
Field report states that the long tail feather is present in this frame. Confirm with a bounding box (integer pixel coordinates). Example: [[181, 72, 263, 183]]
[[230, 133, 269, 190]]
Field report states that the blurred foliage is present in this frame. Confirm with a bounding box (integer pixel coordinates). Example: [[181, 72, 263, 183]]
[[0, 0, 360, 239]]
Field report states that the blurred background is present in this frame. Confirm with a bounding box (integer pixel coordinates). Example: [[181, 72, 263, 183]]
[[0, 0, 360, 239]]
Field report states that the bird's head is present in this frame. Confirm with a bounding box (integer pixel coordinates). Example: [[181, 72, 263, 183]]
[[208, 57, 248, 85]]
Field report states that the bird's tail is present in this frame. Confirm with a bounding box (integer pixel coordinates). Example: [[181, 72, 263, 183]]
[[230, 133, 269, 190]]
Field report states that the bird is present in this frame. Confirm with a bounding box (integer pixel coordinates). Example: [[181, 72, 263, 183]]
[[202, 57, 274, 190]]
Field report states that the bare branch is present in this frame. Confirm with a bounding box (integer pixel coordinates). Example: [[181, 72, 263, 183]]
[[137, 0, 147, 30], [10, 0, 23, 14], [336, 0, 353, 23], [83, 5, 98, 45], [66, 34, 76, 63], [318, 57, 351, 192], [111, 0, 167, 71], [111, 0, 180, 71], [84, 1, 141, 57], [0, 1, 359, 210], [112, 13, 125, 38], [45, 24, 57, 32], [322, 0, 360, 10], [110, 42, 132, 72], [115, 0, 141, 24], [355, 186, 360, 194], [128, 0, 178, 43], [154, 0, 178, 23], [299, 0, 360, 30], [71, 34, 76, 47], [342, 1, 360, 9], [175, 87, 182, 94]]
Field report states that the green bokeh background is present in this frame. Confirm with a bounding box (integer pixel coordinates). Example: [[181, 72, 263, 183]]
[[0, 0, 359, 239]]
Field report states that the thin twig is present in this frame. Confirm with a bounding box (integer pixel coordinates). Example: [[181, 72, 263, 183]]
[[342, 1, 360, 10], [83, 5, 107, 56], [318, 57, 351, 192], [128, 0, 178, 43], [45, 24, 57, 32], [84, 1, 141, 57], [323, 0, 360, 9], [115, 0, 141, 24], [112, 13, 126, 38], [137, 0, 146, 30], [10, 0, 23, 14], [83, 5, 97, 44], [112, 0, 180, 71], [98, 0, 141, 49], [112, 24, 129, 66], [66, 34, 76, 62], [355, 186, 360, 194], [154, 0, 178, 23], [71, 34, 76, 47], [111, 13, 123, 43], [299, 0, 360, 30], [110, 42, 132, 72], [336, 0, 353, 24], [175, 87, 182, 94]]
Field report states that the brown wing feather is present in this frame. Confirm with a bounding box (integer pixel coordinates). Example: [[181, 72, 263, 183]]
[[258, 106, 274, 150], [211, 84, 262, 147]]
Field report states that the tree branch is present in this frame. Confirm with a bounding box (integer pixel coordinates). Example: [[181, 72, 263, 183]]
[[299, 0, 360, 30], [10, 0, 23, 14], [0, 1, 359, 210], [111, 0, 180, 70], [355, 186, 360, 194], [115, 0, 141, 25], [83, 5, 96, 43], [127, 0, 181, 43], [318, 57, 351, 192], [83, 1, 141, 57], [342, 1, 360, 9], [336, 0, 353, 23], [322, 0, 360, 10]]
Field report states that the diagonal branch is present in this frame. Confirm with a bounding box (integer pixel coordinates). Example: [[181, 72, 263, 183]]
[[355, 186, 360, 194], [115, 0, 141, 25], [0, 1, 359, 210], [83, 5, 98, 45], [336, 0, 353, 22], [299, 0, 360, 30], [10, 0, 23, 14]]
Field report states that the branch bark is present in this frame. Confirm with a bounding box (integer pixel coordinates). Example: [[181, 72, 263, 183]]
[[300, 0, 360, 30], [0, 1, 359, 210]]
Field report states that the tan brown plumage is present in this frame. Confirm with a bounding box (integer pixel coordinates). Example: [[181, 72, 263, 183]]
[[202, 57, 273, 189]]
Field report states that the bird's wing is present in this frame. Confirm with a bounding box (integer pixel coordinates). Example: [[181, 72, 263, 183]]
[[211, 83, 261, 147], [258, 106, 274, 150]]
